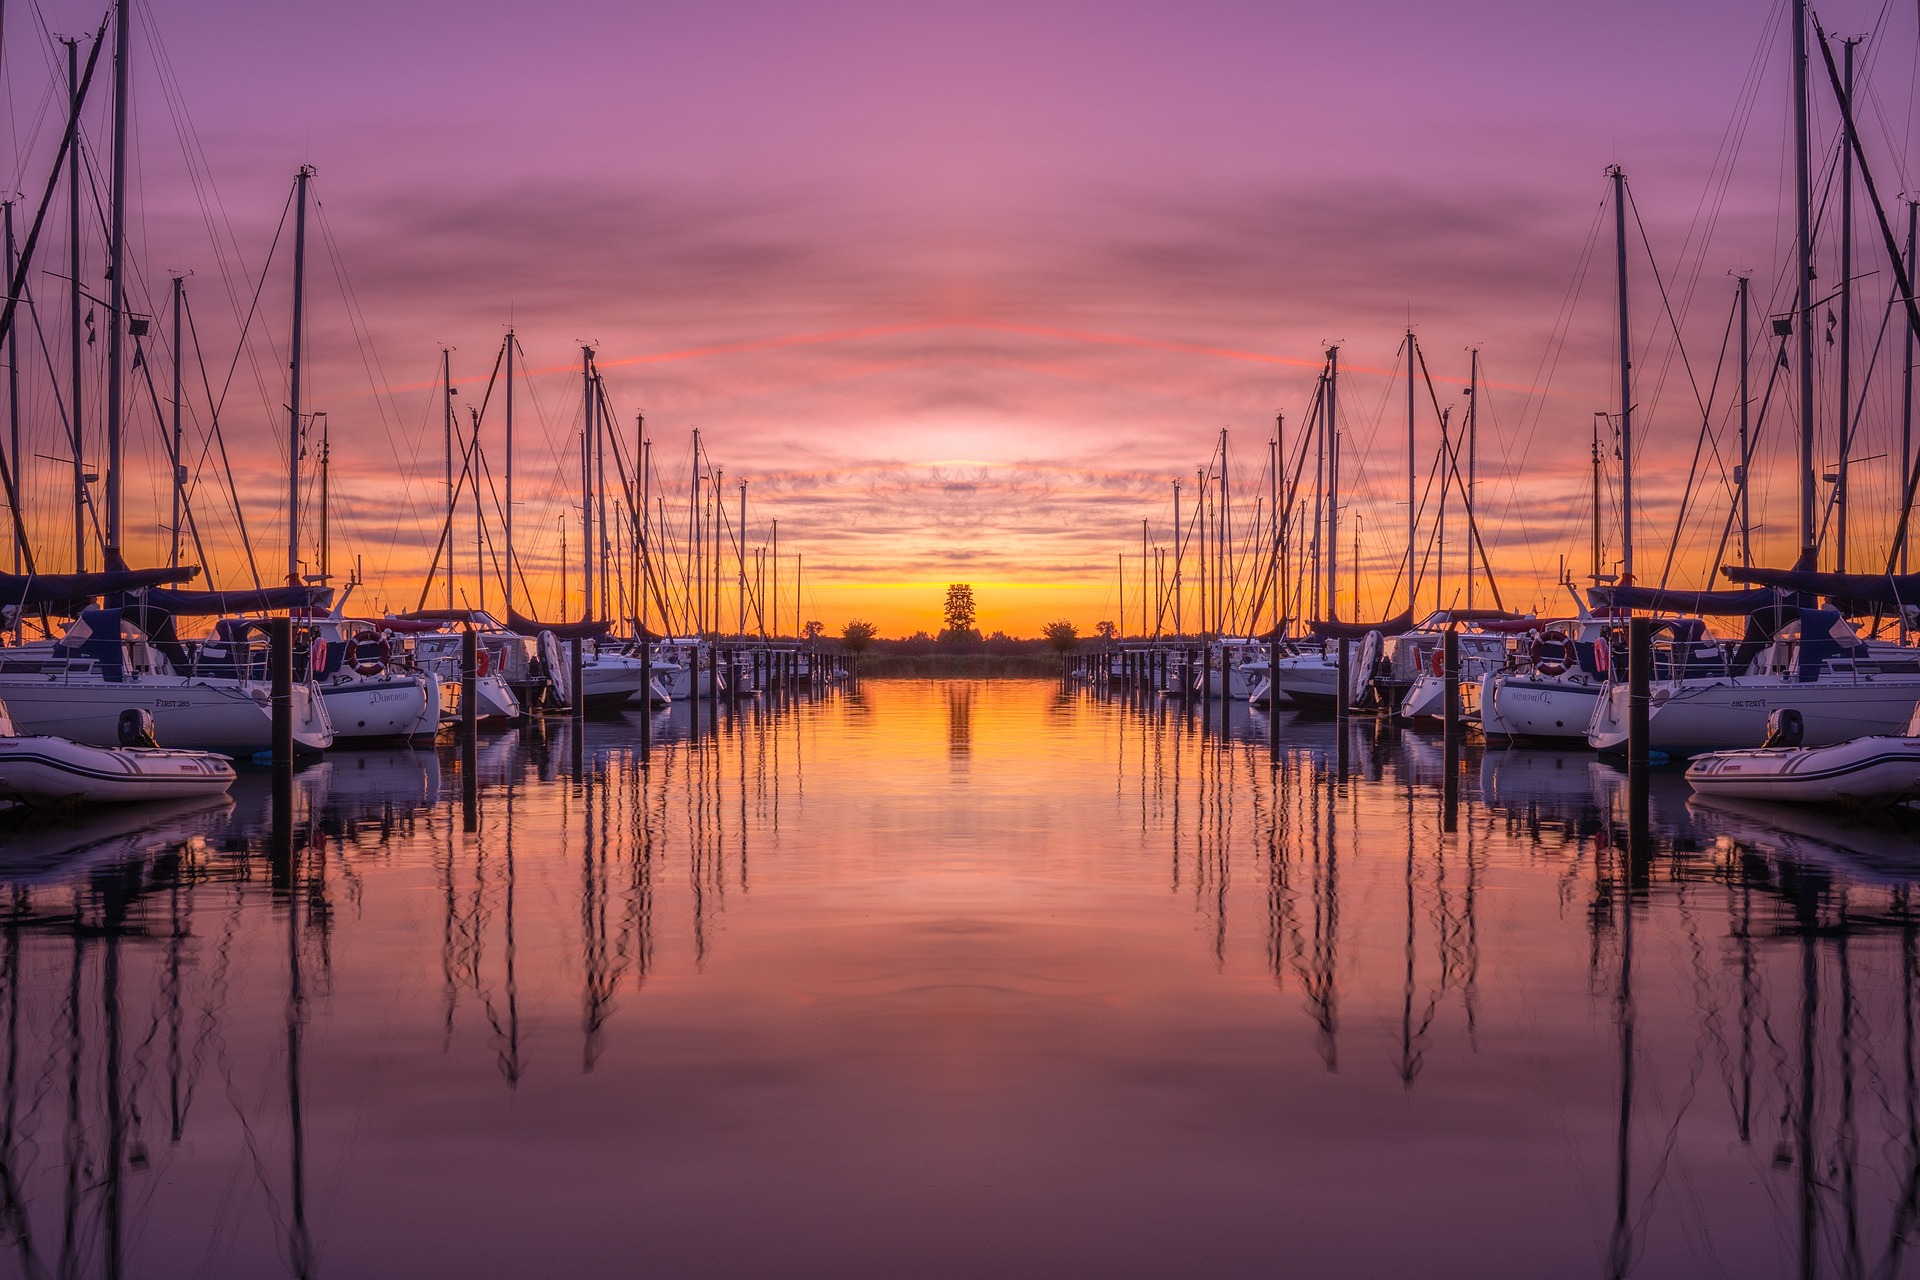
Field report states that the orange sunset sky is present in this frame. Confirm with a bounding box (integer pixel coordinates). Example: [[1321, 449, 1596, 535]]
[[4, 0, 1917, 636]]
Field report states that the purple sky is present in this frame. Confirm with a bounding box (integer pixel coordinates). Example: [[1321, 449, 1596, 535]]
[[5, 0, 1916, 632]]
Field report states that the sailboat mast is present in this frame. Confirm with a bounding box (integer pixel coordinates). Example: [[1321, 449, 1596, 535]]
[[103, 0, 128, 566], [287, 166, 311, 587], [3, 201, 16, 576], [1406, 329, 1416, 617], [1220, 428, 1230, 634], [65, 37, 82, 573], [642, 430, 653, 632], [1835, 38, 1858, 572], [1906, 203, 1917, 580], [1466, 349, 1478, 611], [1172, 479, 1182, 635], [737, 479, 747, 639], [472, 406, 483, 613], [689, 430, 700, 634], [1326, 347, 1340, 621], [1793, 0, 1817, 559], [318, 415, 330, 584], [581, 346, 595, 620], [504, 330, 515, 615], [1140, 518, 1148, 638], [1591, 415, 1603, 582], [1738, 276, 1752, 566], [169, 275, 183, 568], [1270, 423, 1280, 634], [443, 347, 454, 609], [1611, 165, 1634, 583], [1197, 468, 1206, 641], [771, 518, 778, 640]]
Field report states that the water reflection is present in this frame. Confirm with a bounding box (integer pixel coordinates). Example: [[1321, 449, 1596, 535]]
[[2, 682, 1920, 1276]]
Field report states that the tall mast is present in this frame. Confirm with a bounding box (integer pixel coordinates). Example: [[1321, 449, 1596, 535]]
[[472, 406, 483, 613], [1140, 518, 1149, 638], [1326, 346, 1340, 621], [318, 414, 330, 584], [1611, 165, 1634, 583], [65, 37, 83, 572], [594, 375, 609, 623], [504, 330, 515, 615], [5, 201, 20, 576], [1591, 415, 1603, 582], [1269, 425, 1279, 634], [795, 553, 802, 638], [580, 346, 595, 621], [1466, 349, 1478, 610], [1220, 428, 1230, 634], [102, 0, 128, 566], [1172, 479, 1182, 635], [1834, 38, 1858, 571], [169, 276, 183, 568], [1197, 467, 1206, 640], [443, 348, 454, 609], [1793, 0, 1816, 559], [689, 429, 700, 634], [645, 418, 652, 633], [771, 518, 778, 640], [737, 478, 747, 639], [1906, 202, 1917, 580], [1406, 329, 1416, 616], [286, 166, 311, 586], [1738, 276, 1753, 566], [712, 468, 723, 640]]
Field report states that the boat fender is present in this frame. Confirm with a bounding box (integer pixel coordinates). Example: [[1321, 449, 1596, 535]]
[[475, 646, 491, 678], [117, 708, 160, 749], [1763, 707, 1805, 749]]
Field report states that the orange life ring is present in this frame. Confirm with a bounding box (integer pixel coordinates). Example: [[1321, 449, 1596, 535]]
[[475, 645, 492, 677], [1429, 647, 1444, 676]]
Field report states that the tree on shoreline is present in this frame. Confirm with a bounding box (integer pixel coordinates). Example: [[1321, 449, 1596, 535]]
[[941, 584, 980, 642], [1041, 621, 1078, 654], [841, 620, 878, 653]]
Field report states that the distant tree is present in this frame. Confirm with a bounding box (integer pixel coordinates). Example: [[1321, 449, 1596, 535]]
[[803, 620, 824, 641], [1096, 620, 1118, 641], [840, 620, 878, 653], [941, 584, 979, 641], [1041, 620, 1079, 654]]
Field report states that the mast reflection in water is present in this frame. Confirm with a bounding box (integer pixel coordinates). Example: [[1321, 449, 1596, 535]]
[[0, 679, 1917, 1277]]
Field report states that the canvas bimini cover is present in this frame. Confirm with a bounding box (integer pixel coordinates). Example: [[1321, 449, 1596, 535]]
[[1721, 566, 1920, 616], [0, 566, 197, 617]]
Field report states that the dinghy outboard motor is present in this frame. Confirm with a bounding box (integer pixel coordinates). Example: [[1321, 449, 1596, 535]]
[[1762, 707, 1804, 749], [117, 708, 160, 749]]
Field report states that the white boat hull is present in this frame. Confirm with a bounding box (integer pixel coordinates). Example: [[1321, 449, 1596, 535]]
[[0, 677, 332, 753], [318, 674, 432, 742], [0, 736, 236, 803], [1589, 677, 1920, 754], [1686, 736, 1920, 806], [1270, 656, 1341, 709], [1482, 673, 1602, 742]]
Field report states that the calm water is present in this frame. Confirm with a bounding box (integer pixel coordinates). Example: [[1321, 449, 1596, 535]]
[[3, 678, 1920, 1278]]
